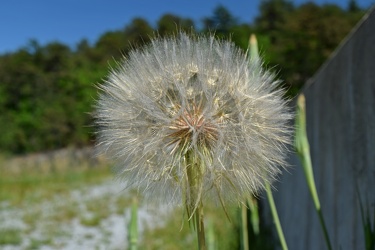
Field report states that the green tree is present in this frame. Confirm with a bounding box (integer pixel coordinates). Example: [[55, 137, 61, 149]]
[[255, 0, 294, 44], [123, 18, 154, 49], [157, 14, 195, 36], [0, 3, 367, 154], [348, 0, 360, 12], [203, 5, 238, 34], [95, 30, 126, 62], [257, 2, 364, 95]]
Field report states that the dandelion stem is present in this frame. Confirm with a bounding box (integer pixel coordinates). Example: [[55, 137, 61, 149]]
[[97, 33, 292, 250], [249, 33, 288, 250], [295, 94, 332, 250], [186, 150, 206, 250], [241, 204, 249, 250], [317, 209, 332, 250], [196, 201, 206, 250], [265, 182, 288, 250], [248, 196, 260, 235]]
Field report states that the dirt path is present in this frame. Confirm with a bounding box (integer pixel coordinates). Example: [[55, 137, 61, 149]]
[[0, 179, 172, 250]]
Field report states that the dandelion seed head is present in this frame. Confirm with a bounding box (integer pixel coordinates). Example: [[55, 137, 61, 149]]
[[95, 33, 292, 206]]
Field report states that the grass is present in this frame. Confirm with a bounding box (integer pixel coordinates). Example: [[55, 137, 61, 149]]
[[27, 238, 53, 250], [0, 154, 274, 249], [139, 204, 241, 250], [0, 158, 118, 248], [0, 228, 22, 245], [0, 164, 112, 205], [80, 213, 103, 227]]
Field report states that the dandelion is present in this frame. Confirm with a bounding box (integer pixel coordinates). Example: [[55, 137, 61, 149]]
[[95, 33, 291, 248]]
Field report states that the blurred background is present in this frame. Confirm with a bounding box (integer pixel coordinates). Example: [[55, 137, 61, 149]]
[[0, 0, 373, 249]]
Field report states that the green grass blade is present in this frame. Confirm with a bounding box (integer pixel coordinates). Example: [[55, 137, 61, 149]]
[[128, 197, 138, 250], [357, 188, 375, 250]]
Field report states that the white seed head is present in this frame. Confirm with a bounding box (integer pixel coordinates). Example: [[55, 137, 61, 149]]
[[95, 33, 292, 206]]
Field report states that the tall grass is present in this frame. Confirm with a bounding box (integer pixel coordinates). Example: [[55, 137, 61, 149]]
[[0, 161, 111, 205]]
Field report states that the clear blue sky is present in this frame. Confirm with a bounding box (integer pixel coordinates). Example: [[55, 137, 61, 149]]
[[0, 0, 373, 54]]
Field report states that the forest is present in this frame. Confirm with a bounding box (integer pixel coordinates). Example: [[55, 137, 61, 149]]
[[0, 0, 366, 154]]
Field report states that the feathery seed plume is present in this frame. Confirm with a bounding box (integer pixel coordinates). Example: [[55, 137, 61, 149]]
[[95, 33, 292, 210]]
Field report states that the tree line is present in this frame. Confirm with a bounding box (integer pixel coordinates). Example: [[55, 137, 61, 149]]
[[0, 0, 366, 154]]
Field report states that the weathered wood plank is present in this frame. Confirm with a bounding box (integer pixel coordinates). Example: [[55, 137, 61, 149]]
[[265, 6, 375, 250]]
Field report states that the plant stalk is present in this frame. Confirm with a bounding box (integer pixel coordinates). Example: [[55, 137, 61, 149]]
[[241, 204, 249, 250], [186, 150, 206, 250], [265, 182, 288, 250], [295, 94, 332, 250], [196, 201, 206, 250], [128, 196, 138, 250], [248, 196, 260, 235], [249, 33, 288, 250]]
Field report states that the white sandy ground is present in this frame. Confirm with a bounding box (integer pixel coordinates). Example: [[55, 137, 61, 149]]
[[0, 179, 173, 250]]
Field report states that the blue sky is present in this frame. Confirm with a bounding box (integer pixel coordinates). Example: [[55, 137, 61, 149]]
[[0, 0, 373, 54]]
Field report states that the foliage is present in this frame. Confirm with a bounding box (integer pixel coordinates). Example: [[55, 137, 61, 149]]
[[0, 2, 366, 154], [0, 160, 134, 249], [254, 0, 365, 95]]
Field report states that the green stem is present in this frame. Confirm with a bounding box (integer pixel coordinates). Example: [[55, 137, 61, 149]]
[[265, 182, 288, 250], [128, 196, 138, 250], [317, 209, 332, 250], [186, 150, 206, 250], [300, 149, 332, 250], [248, 196, 260, 235], [295, 94, 332, 250], [196, 201, 206, 250], [241, 204, 249, 250], [248, 33, 287, 250], [206, 219, 216, 250]]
